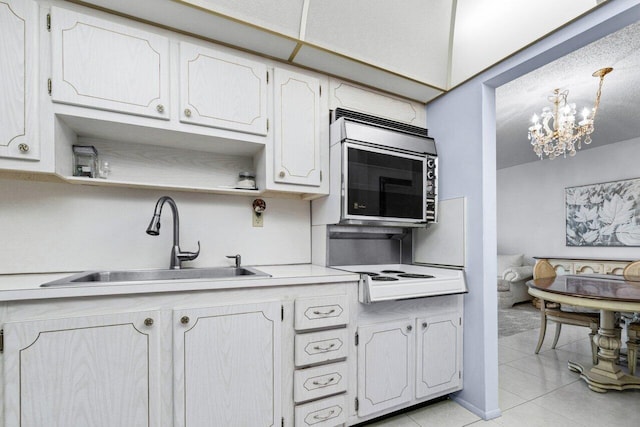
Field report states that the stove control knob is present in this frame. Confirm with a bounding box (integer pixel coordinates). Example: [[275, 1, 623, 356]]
[[406, 325, 413, 332]]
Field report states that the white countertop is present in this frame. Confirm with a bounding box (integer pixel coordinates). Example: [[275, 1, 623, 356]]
[[0, 264, 359, 302]]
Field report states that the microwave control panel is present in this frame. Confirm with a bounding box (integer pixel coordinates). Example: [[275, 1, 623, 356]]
[[426, 155, 438, 222]]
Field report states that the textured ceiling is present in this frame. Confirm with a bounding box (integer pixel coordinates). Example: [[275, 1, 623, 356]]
[[496, 19, 640, 169]]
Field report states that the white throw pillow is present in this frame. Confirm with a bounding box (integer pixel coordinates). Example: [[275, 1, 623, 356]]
[[497, 254, 523, 274]]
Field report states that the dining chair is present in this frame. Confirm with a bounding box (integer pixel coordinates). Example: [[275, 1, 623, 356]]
[[533, 260, 599, 364], [623, 260, 640, 375]]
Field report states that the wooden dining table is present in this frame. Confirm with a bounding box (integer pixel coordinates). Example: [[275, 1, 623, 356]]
[[527, 273, 640, 392]]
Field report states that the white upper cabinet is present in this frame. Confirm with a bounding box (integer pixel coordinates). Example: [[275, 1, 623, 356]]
[[273, 67, 321, 186], [0, 0, 38, 162], [50, 6, 170, 120], [329, 78, 427, 127], [179, 41, 268, 135]]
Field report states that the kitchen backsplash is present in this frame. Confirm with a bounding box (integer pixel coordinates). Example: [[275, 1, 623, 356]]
[[0, 177, 311, 275]]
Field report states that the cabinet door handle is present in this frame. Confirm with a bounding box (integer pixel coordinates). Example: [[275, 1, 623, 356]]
[[406, 325, 413, 332], [313, 308, 335, 317], [156, 104, 165, 113], [313, 409, 336, 421], [18, 143, 30, 153], [180, 316, 190, 324], [278, 171, 285, 178], [313, 343, 336, 352], [312, 377, 335, 387], [144, 318, 154, 327], [422, 322, 428, 329], [184, 108, 192, 117]]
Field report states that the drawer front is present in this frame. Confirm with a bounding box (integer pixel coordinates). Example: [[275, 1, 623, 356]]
[[294, 394, 347, 427], [295, 329, 348, 366], [295, 295, 349, 330], [294, 362, 348, 403]]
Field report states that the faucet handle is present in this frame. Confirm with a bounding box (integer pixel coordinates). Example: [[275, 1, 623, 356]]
[[178, 241, 200, 262], [226, 254, 241, 268]]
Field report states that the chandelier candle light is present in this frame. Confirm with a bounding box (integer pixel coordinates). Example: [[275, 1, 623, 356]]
[[528, 67, 613, 159]]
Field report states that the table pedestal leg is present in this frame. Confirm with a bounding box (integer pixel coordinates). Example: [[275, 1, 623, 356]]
[[568, 310, 640, 392]]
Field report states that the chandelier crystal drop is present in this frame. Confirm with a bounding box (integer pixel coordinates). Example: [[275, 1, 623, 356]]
[[528, 67, 613, 160]]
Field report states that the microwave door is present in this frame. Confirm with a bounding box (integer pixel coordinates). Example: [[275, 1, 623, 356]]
[[379, 177, 413, 216], [342, 142, 427, 224]]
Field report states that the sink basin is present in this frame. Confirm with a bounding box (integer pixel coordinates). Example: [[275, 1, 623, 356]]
[[41, 266, 270, 287]]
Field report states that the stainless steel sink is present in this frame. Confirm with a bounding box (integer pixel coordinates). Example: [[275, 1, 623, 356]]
[[41, 266, 270, 287]]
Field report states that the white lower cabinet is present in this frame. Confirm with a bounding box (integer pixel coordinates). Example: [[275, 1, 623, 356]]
[[172, 301, 282, 427], [0, 282, 466, 426], [292, 294, 350, 427], [415, 313, 463, 399], [294, 394, 347, 427], [356, 318, 415, 417], [2, 310, 162, 427], [355, 298, 463, 420]]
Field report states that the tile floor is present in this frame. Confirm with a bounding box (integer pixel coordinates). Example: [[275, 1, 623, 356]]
[[365, 324, 640, 427]]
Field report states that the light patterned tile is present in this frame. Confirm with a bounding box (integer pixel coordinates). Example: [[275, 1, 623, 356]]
[[498, 344, 530, 365], [406, 399, 480, 426], [365, 413, 421, 427], [466, 419, 502, 426], [498, 328, 546, 352], [490, 400, 584, 427], [532, 381, 640, 427], [498, 364, 565, 400], [505, 352, 581, 386], [498, 387, 526, 411], [537, 345, 595, 372]]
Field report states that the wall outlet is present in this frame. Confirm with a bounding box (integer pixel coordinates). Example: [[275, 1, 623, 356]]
[[253, 211, 263, 227]]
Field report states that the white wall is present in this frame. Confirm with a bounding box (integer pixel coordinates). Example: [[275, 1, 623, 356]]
[[498, 137, 640, 259], [0, 177, 311, 274], [426, 0, 640, 420]]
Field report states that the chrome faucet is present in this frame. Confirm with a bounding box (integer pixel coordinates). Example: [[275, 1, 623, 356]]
[[146, 196, 200, 269]]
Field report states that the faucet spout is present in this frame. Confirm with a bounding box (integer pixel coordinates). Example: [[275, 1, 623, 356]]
[[146, 196, 199, 269]]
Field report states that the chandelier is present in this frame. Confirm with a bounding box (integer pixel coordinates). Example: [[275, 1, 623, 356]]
[[528, 67, 613, 159]]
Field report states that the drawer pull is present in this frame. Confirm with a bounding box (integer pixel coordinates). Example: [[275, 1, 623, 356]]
[[313, 308, 335, 316], [312, 377, 335, 387], [313, 343, 336, 352], [313, 409, 336, 421]]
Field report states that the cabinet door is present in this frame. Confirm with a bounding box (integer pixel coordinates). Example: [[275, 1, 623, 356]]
[[329, 79, 426, 127], [3, 310, 161, 427], [357, 318, 414, 417], [273, 68, 321, 186], [0, 0, 38, 161], [50, 6, 170, 119], [179, 41, 268, 135], [173, 301, 281, 427], [415, 313, 462, 399]]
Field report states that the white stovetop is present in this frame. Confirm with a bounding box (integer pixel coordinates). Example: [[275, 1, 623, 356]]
[[336, 263, 467, 303], [337, 263, 464, 278]]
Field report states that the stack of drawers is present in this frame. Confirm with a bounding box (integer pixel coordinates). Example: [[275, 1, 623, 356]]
[[293, 294, 350, 427]]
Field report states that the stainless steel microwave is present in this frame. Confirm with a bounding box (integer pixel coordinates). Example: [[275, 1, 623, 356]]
[[312, 109, 438, 228]]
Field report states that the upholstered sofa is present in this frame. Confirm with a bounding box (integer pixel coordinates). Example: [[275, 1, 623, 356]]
[[497, 254, 534, 308]]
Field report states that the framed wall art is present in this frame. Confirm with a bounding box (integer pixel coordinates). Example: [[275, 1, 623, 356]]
[[566, 177, 640, 246]]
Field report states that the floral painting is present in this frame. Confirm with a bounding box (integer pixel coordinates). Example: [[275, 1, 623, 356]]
[[566, 177, 640, 246]]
